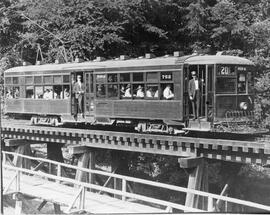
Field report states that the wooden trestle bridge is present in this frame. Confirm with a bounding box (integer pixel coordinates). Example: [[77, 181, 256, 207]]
[[2, 119, 270, 213]]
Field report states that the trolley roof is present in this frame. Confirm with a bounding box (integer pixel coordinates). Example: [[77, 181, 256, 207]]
[[4, 55, 254, 74]]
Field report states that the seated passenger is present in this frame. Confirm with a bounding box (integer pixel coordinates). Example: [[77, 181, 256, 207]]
[[43, 89, 51, 99], [123, 84, 131, 98], [154, 89, 159, 98], [163, 85, 174, 99], [120, 85, 125, 98], [14, 88, 20, 99], [6, 90, 13, 99], [136, 85, 144, 98], [146, 87, 153, 98]]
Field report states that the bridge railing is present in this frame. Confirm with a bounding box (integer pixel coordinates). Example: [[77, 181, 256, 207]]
[[3, 151, 270, 213]]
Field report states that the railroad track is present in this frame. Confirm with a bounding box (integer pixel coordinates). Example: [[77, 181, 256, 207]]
[[2, 118, 270, 142], [2, 118, 270, 165]]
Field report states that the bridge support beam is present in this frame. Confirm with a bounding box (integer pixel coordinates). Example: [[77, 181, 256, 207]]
[[111, 150, 129, 199], [12, 193, 24, 215], [4, 139, 32, 169], [179, 157, 209, 210], [75, 148, 96, 187]]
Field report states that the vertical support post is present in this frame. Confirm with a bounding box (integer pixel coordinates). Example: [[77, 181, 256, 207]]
[[122, 179, 127, 201], [88, 149, 95, 187], [185, 162, 204, 209], [15, 200, 22, 215], [75, 148, 96, 191], [79, 186, 86, 210], [0, 103, 3, 215], [111, 150, 129, 199], [57, 164, 61, 183], [13, 144, 32, 169], [201, 161, 209, 210], [76, 152, 90, 183], [2, 152, 6, 166], [53, 203, 61, 214], [47, 143, 64, 175], [207, 197, 213, 212], [13, 194, 23, 215], [16, 170, 20, 192], [179, 157, 208, 210]]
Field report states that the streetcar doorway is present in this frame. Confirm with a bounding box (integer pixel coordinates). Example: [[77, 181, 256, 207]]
[[84, 71, 94, 117], [71, 72, 84, 118], [185, 64, 213, 121]]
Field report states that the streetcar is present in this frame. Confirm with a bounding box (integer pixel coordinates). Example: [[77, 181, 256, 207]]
[[4, 52, 263, 135]]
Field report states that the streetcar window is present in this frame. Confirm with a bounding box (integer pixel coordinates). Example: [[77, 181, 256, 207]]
[[161, 84, 174, 100], [26, 86, 34, 98], [120, 73, 130, 82], [108, 74, 117, 82], [96, 74, 106, 83], [96, 83, 106, 98], [120, 84, 132, 99], [146, 84, 159, 99], [13, 77, 19, 84], [25, 76, 33, 84], [14, 87, 20, 98], [53, 85, 62, 99], [216, 77, 236, 94], [63, 75, 70, 83], [133, 73, 144, 82], [146, 72, 158, 82], [133, 84, 145, 99], [5, 87, 13, 99], [5, 77, 12, 84], [237, 73, 246, 94], [19, 77, 24, 84], [61, 85, 70, 99], [71, 74, 76, 85], [35, 86, 43, 99], [44, 76, 52, 84], [108, 84, 118, 98], [53, 76, 62, 84], [43, 86, 53, 99], [34, 76, 42, 84]]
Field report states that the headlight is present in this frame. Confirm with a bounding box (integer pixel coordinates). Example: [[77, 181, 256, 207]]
[[240, 102, 248, 110]]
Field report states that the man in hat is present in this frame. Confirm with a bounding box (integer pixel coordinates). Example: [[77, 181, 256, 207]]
[[188, 71, 202, 119], [73, 74, 85, 118]]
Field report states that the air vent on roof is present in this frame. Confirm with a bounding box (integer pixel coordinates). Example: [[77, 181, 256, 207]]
[[120, 55, 129, 60], [216, 51, 224, 56], [36, 60, 43, 65], [23, 61, 31, 66], [74, 57, 84, 63], [145, 53, 155, 59], [94, 56, 105, 62], [173, 51, 184, 57]]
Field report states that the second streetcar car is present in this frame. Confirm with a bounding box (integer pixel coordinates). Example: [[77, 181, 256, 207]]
[[4, 53, 259, 134]]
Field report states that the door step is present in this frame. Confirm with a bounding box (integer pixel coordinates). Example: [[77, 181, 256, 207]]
[[184, 118, 211, 131]]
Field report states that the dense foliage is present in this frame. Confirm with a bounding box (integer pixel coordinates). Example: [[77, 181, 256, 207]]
[[1, 0, 270, 205]]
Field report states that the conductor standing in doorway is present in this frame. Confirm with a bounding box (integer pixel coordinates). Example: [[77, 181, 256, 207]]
[[188, 71, 202, 119], [73, 75, 85, 119]]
